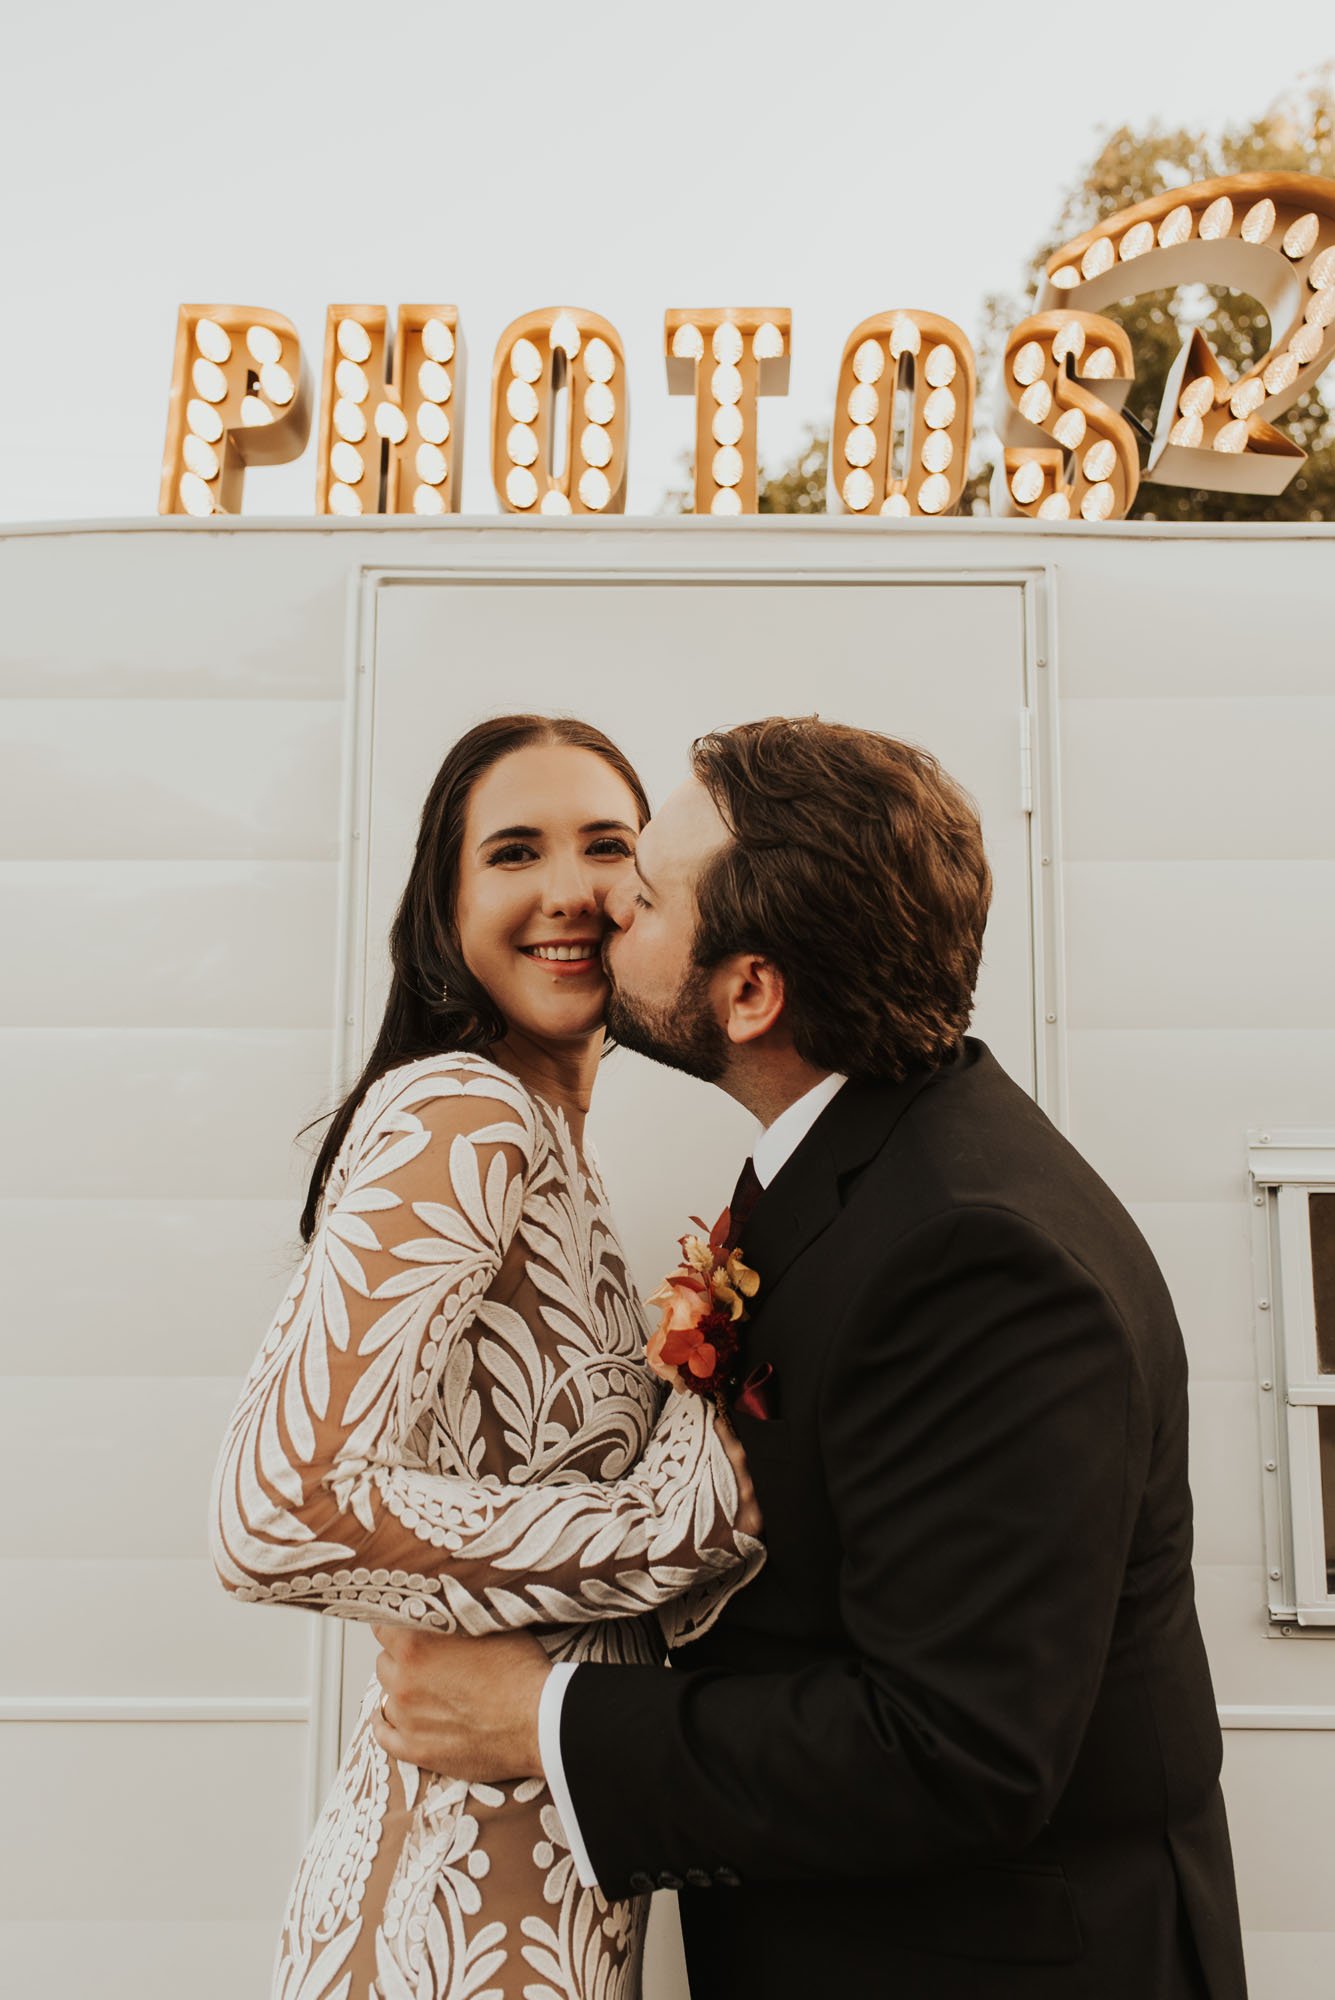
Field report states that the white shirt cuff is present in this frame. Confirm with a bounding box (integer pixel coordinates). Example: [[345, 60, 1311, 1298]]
[[538, 1661, 601, 1891]]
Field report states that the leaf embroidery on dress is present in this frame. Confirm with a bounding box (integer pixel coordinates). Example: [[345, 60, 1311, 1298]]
[[210, 1052, 765, 1999]]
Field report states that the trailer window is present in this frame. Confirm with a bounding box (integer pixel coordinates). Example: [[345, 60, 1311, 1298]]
[[1248, 1138, 1335, 1627]]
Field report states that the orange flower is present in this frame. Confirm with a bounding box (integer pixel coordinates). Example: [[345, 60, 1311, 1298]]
[[645, 1269, 712, 1390]]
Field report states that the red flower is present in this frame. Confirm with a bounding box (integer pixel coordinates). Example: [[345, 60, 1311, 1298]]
[[660, 1319, 721, 1381]]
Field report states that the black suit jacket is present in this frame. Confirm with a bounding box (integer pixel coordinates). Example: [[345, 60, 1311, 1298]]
[[560, 1042, 1248, 1999]]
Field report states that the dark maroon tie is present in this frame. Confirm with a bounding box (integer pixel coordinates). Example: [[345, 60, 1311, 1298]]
[[723, 1156, 764, 1254], [722, 1157, 776, 1418]]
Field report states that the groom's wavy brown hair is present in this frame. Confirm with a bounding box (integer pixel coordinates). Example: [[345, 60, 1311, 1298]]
[[689, 717, 992, 1081]]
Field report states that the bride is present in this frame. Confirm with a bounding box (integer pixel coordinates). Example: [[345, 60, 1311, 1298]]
[[208, 713, 765, 2000]]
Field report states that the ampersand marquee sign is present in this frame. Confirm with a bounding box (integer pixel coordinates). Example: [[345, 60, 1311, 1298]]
[[158, 172, 1335, 524]]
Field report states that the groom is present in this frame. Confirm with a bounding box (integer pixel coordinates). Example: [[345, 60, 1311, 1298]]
[[371, 716, 1248, 1998]]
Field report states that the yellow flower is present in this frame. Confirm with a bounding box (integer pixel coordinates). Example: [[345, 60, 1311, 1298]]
[[680, 1234, 716, 1276], [708, 1250, 761, 1321]]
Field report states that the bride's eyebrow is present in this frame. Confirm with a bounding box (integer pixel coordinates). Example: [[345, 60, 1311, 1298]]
[[477, 824, 541, 851], [476, 819, 636, 851]]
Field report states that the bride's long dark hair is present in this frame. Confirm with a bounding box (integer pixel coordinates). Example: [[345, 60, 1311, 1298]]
[[299, 713, 650, 1244]]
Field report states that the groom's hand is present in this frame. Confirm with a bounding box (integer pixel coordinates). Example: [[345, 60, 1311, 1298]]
[[369, 1623, 551, 1781]]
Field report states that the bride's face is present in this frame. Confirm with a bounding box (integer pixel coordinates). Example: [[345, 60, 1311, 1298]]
[[454, 743, 642, 1047]]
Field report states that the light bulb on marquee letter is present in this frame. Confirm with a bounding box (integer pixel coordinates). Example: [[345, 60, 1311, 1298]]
[[995, 313, 1139, 522], [828, 312, 975, 517], [664, 309, 791, 515], [159, 306, 311, 516], [1038, 171, 1335, 495], [316, 306, 464, 516], [490, 309, 628, 515]]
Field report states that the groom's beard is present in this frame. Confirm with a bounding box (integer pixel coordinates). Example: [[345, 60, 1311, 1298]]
[[604, 958, 730, 1083]]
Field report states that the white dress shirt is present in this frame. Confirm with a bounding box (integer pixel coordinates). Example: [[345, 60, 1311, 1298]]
[[538, 1071, 849, 1891]]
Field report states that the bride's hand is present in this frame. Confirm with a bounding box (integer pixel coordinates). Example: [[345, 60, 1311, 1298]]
[[715, 1414, 764, 1539]]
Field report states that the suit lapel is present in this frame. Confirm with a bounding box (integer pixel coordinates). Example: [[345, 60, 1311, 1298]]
[[739, 1057, 955, 1305]]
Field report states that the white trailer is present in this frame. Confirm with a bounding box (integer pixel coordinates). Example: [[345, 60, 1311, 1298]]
[[1, 517, 1331, 1997]]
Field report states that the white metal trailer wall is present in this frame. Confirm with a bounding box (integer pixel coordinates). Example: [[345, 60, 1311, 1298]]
[[1049, 533, 1335, 1995], [1, 519, 1331, 1999], [0, 527, 354, 1996]]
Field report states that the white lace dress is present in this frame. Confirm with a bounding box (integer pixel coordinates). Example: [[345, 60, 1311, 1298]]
[[209, 1052, 764, 2000]]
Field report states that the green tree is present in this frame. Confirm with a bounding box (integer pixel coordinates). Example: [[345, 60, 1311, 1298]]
[[758, 426, 829, 513], [722, 69, 1335, 519], [659, 425, 831, 514]]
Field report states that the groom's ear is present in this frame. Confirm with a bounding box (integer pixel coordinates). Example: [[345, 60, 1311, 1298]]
[[719, 954, 786, 1046]]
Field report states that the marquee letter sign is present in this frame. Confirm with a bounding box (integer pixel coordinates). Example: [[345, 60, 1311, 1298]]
[[159, 305, 310, 516], [996, 313, 1138, 520], [316, 306, 463, 516], [157, 173, 1335, 521], [1025, 171, 1335, 495], [664, 308, 791, 515], [828, 311, 975, 517], [490, 308, 628, 515]]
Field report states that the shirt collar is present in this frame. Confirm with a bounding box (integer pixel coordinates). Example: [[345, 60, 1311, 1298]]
[[751, 1073, 849, 1189]]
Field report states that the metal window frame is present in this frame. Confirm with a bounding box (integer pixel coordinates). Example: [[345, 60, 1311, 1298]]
[[1248, 1129, 1335, 1627]]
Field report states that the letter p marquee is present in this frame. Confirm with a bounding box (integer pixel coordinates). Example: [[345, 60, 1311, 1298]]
[[159, 306, 310, 515]]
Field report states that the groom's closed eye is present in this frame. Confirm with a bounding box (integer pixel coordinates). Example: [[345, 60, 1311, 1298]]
[[631, 854, 657, 907]]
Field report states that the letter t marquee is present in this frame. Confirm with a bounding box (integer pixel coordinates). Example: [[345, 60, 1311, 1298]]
[[665, 309, 791, 514]]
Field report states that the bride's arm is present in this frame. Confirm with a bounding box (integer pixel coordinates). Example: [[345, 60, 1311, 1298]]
[[209, 1062, 763, 1634]]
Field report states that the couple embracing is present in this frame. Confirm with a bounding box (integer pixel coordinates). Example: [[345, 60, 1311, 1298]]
[[210, 712, 1247, 2000]]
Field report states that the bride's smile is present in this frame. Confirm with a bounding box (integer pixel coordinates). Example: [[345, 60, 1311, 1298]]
[[519, 938, 603, 970]]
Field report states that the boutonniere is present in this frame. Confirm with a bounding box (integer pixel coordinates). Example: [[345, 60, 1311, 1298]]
[[645, 1207, 760, 1419]]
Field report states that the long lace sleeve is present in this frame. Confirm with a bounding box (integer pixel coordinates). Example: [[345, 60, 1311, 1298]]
[[209, 1059, 764, 1635]]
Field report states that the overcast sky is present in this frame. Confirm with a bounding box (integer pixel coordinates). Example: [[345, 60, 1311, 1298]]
[[3, 0, 1333, 522]]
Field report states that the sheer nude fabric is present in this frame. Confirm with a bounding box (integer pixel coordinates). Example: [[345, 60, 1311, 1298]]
[[210, 1052, 764, 2000]]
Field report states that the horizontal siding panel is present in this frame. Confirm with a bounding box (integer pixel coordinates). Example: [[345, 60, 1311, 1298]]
[[1065, 863, 1335, 1030], [0, 1723, 306, 1920], [1061, 699, 1335, 860], [1056, 544, 1335, 699], [1126, 1203, 1255, 1383], [0, 531, 350, 699], [0, 700, 342, 860], [1188, 1380, 1266, 1570], [0, 1028, 333, 1199], [0, 1922, 283, 1999], [0, 860, 337, 1028], [1223, 1730, 1335, 1931], [0, 1198, 301, 1378], [1065, 1030, 1335, 1205], [0, 1378, 256, 1561], [1194, 1563, 1335, 1709], [0, 1558, 311, 1698]]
